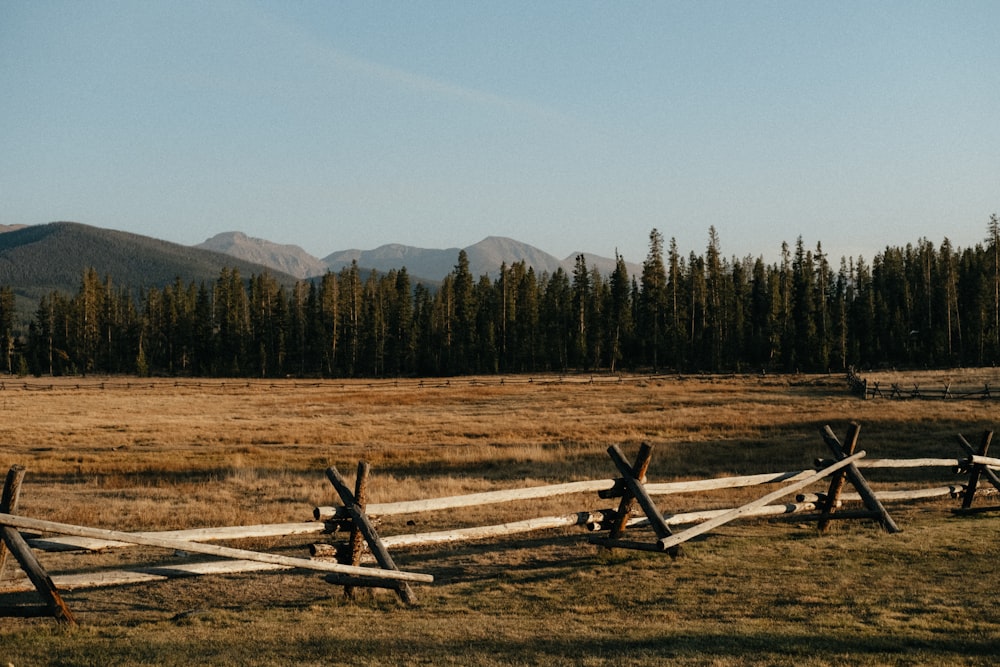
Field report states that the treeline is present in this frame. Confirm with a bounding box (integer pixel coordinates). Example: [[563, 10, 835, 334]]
[[3, 220, 1000, 378]]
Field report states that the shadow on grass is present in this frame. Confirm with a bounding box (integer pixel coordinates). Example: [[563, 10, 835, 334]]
[[17, 627, 1000, 666]]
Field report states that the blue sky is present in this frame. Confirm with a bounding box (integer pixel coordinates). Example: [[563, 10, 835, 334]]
[[2, 1, 998, 266]]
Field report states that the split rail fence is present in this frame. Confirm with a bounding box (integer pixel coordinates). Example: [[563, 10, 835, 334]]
[[847, 367, 996, 401], [2, 423, 998, 625]]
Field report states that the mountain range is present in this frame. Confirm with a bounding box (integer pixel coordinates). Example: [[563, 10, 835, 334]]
[[196, 231, 637, 282], [0, 222, 636, 320]]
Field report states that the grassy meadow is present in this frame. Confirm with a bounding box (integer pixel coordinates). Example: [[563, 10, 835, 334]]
[[1, 370, 999, 665]]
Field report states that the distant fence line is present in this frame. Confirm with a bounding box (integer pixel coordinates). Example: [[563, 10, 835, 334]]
[[847, 367, 995, 401], [0, 374, 693, 393]]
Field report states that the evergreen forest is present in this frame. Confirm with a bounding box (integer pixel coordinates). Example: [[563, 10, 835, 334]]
[[3, 220, 1000, 379]]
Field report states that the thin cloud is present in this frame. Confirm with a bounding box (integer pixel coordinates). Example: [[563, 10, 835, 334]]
[[245, 3, 580, 129]]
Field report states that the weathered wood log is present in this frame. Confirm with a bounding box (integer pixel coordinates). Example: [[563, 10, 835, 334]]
[[602, 471, 823, 499], [644, 470, 818, 494], [968, 454, 1000, 468], [657, 451, 866, 552], [309, 543, 341, 558], [814, 457, 961, 469], [314, 479, 618, 520], [1, 465, 27, 579], [798, 486, 966, 503], [26, 521, 332, 552], [325, 466, 417, 604], [616, 502, 824, 530], [0, 512, 433, 584], [0, 524, 77, 625], [380, 511, 605, 549], [597, 479, 628, 499], [820, 426, 901, 533], [0, 559, 290, 593]]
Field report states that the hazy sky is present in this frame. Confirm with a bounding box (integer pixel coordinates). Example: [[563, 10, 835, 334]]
[[3, 1, 998, 265]]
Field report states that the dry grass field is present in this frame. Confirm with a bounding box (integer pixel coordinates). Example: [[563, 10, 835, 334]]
[[1, 371, 1000, 665]]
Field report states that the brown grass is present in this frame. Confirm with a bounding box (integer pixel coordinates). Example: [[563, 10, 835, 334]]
[[2, 372, 1000, 665]]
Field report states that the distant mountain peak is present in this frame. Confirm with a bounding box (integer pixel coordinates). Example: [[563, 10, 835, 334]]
[[196, 231, 328, 279]]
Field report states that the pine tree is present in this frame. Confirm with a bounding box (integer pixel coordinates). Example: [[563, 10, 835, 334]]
[[607, 253, 633, 372], [729, 256, 750, 371], [814, 242, 832, 371], [639, 229, 667, 371], [571, 254, 591, 369], [0, 286, 16, 374], [748, 257, 773, 370], [831, 258, 850, 370], [287, 279, 310, 376], [340, 262, 363, 375], [704, 227, 726, 370], [317, 272, 340, 376], [666, 237, 686, 370], [513, 264, 540, 372], [388, 268, 414, 376], [451, 250, 476, 374], [496, 262, 512, 371], [987, 214, 1000, 357], [790, 238, 817, 371], [687, 252, 707, 370], [939, 238, 961, 362], [777, 242, 793, 370]]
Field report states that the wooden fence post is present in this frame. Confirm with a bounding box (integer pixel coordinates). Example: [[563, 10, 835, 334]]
[[1, 465, 78, 626], [0, 465, 26, 580], [956, 431, 998, 511], [820, 425, 901, 533], [343, 461, 370, 600], [818, 423, 861, 533], [590, 444, 681, 558], [607, 443, 652, 540], [325, 465, 418, 605]]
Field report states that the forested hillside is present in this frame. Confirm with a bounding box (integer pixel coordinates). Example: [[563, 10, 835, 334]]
[[2, 219, 998, 378], [0, 222, 297, 305]]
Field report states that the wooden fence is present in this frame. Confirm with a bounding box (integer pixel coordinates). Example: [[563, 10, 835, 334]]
[[847, 367, 995, 400], [0, 374, 666, 393], [2, 424, 997, 624]]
